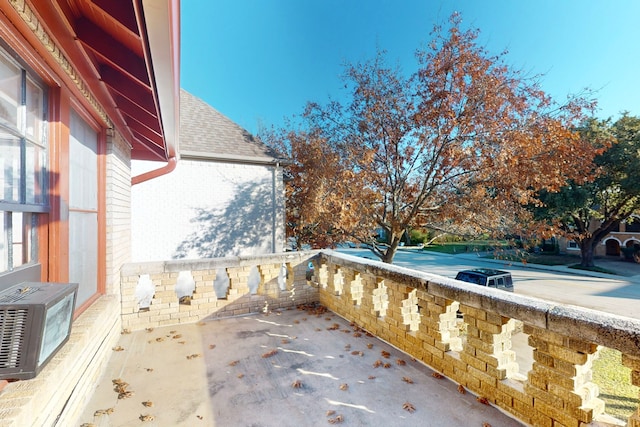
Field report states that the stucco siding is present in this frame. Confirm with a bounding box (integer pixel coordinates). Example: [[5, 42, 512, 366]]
[[131, 159, 285, 262]]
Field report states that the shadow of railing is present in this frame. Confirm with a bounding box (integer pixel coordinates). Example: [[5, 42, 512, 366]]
[[121, 249, 640, 427]]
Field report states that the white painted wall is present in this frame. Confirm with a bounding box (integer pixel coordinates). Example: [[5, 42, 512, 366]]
[[131, 159, 285, 262]]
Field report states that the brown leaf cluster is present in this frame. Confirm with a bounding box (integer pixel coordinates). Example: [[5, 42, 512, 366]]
[[261, 12, 600, 263]]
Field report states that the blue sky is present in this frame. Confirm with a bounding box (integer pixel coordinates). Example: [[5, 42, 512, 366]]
[[181, 1, 640, 135]]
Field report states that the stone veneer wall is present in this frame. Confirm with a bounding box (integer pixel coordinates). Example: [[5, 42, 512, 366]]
[[316, 251, 640, 427], [119, 252, 319, 331]]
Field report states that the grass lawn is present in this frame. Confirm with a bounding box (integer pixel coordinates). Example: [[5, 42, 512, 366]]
[[592, 347, 639, 422], [422, 240, 512, 254]]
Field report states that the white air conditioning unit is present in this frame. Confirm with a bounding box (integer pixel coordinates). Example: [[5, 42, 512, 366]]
[[0, 282, 78, 380]]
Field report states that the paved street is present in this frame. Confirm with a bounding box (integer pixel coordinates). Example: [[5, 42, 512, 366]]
[[338, 248, 640, 320]]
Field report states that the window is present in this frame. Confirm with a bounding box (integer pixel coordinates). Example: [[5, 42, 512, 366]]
[[0, 48, 47, 276], [567, 241, 579, 250], [68, 110, 98, 307], [626, 218, 640, 233]]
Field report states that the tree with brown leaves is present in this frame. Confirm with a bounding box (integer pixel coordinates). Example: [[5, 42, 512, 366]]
[[263, 13, 598, 263]]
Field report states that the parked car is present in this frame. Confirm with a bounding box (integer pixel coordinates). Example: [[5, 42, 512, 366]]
[[455, 268, 514, 292]]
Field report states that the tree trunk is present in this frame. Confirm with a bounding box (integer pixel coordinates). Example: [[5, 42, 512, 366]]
[[381, 231, 402, 263], [579, 239, 595, 267]]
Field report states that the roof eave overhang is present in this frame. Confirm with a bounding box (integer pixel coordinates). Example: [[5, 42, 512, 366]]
[[137, 0, 180, 163], [179, 150, 291, 166]]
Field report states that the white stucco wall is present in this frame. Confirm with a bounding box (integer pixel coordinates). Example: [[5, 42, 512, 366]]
[[131, 159, 285, 262]]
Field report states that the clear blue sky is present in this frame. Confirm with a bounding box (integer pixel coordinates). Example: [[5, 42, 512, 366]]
[[181, 0, 640, 135]]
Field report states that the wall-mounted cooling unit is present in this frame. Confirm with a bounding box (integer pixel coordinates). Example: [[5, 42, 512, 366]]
[[0, 282, 78, 380]]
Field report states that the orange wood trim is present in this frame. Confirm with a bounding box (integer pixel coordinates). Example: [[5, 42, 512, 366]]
[[47, 86, 70, 283], [0, 5, 63, 88], [73, 292, 101, 319], [0, 3, 129, 138]]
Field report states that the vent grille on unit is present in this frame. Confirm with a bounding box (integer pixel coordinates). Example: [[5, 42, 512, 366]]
[[0, 308, 29, 369]]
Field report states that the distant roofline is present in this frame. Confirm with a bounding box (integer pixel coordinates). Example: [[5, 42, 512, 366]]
[[179, 150, 291, 166]]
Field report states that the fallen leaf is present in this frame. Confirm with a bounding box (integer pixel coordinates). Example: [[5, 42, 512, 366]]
[[328, 414, 344, 424], [432, 372, 443, 379], [291, 379, 302, 388], [396, 359, 406, 366], [457, 384, 466, 394], [326, 410, 336, 416], [186, 353, 201, 360], [402, 376, 414, 384], [142, 401, 153, 407], [403, 402, 415, 413], [139, 414, 154, 421], [477, 396, 489, 405], [112, 346, 124, 352], [339, 383, 348, 390], [262, 349, 278, 358], [228, 360, 239, 366]]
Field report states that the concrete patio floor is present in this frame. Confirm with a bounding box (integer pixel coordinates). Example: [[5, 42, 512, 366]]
[[78, 305, 525, 427]]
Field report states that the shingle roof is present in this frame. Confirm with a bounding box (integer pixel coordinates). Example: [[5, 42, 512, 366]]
[[179, 89, 282, 163]]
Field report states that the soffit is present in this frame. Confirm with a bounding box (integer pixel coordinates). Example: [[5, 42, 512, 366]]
[[43, 0, 179, 161]]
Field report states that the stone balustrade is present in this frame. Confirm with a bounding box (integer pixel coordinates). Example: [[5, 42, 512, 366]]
[[118, 249, 640, 427], [315, 250, 640, 427], [119, 252, 318, 330]]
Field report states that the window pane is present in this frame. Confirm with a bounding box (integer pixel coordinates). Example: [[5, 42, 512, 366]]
[[69, 211, 97, 307], [0, 212, 6, 272], [25, 142, 46, 204], [11, 212, 23, 268], [0, 135, 21, 202], [25, 78, 44, 144], [0, 54, 20, 128], [69, 110, 97, 210]]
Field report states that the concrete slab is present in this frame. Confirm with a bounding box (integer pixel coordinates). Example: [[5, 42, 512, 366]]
[[78, 323, 213, 426], [78, 307, 525, 426]]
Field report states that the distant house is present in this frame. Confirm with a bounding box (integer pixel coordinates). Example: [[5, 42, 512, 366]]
[[131, 89, 287, 262], [557, 216, 640, 258]]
